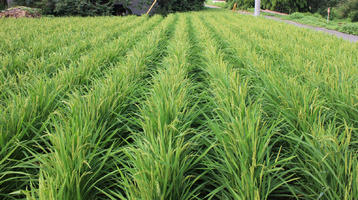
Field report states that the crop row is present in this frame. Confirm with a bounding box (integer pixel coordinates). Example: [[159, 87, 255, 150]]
[[0, 9, 357, 200]]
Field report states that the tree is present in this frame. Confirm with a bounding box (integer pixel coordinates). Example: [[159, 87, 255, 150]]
[[308, 0, 340, 14], [12, 0, 118, 15], [226, 0, 343, 14], [11, 0, 205, 15], [262, 0, 308, 13], [155, 0, 205, 14], [335, 0, 358, 21], [227, 0, 308, 13], [1, 0, 7, 10]]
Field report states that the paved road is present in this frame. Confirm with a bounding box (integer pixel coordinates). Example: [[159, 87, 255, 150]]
[[205, 5, 358, 43], [205, 5, 221, 9]]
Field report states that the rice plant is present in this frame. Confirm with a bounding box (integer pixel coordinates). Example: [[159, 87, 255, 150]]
[[0, 9, 357, 200]]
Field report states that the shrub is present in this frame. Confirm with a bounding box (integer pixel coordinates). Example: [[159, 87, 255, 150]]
[[226, 0, 342, 15], [335, 0, 358, 22], [53, 0, 114, 16], [263, 0, 308, 13], [0, 0, 7, 10], [308, 0, 340, 15], [12, 0, 116, 16], [348, 10, 358, 21], [156, 0, 205, 14], [226, 0, 308, 13], [288, 12, 306, 19], [339, 22, 358, 34], [11, 0, 205, 16]]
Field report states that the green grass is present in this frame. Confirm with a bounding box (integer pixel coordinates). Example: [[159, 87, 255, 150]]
[[0, 9, 357, 200]]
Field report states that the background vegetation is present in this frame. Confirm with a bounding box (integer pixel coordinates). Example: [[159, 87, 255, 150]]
[[0, 0, 7, 10], [335, 0, 358, 21], [3, 0, 205, 15], [155, 0, 205, 14], [226, 0, 358, 22]]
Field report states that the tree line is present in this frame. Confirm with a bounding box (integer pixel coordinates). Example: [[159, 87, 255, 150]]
[[0, 0, 205, 16]]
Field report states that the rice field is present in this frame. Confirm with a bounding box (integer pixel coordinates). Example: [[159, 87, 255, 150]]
[[0, 9, 357, 200]]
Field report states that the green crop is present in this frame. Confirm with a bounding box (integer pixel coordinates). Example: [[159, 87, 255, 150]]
[[0, 9, 357, 200]]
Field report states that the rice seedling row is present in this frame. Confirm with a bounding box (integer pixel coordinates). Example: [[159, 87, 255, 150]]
[[0, 17, 137, 56], [0, 14, 162, 107], [29, 14, 178, 200], [0, 15, 162, 136], [0, 16, 145, 92], [0, 9, 357, 200], [118, 15, 208, 200], [197, 11, 358, 199], [205, 11, 358, 132], [0, 15, 164, 197]]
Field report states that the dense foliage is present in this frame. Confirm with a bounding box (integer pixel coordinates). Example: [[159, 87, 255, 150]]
[[261, 0, 307, 13], [0, 0, 7, 10], [12, 0, 119, 16], [156, 0, 205, 14], [11, 0, 205, 16], [226, 0, 340, 14], [1, 9, 357, 200], [226, 0, 358, 21], [308, 0, 339, 13], [336, 0, 358, 21], [339, 22, 358, 33]]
